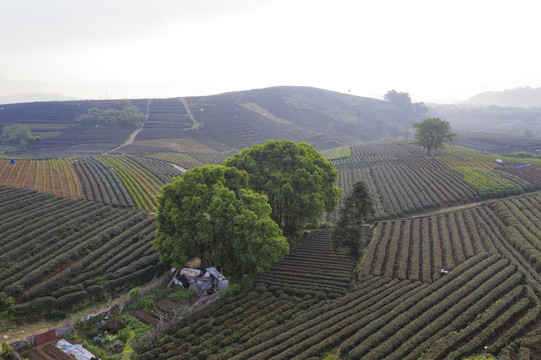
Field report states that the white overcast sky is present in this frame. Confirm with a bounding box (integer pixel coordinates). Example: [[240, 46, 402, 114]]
[[1, 0, 540, 103]]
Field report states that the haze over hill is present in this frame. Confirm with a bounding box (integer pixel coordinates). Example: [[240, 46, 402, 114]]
[[466, 87, 541, 108]]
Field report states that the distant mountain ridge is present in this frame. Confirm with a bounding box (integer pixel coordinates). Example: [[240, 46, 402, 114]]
[[466, 86, 541, 107]]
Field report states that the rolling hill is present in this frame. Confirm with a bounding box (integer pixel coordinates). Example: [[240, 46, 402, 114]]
[[3, 87, 541, 359], [0, 86, 424, 154], [466, 86, 541, 108]]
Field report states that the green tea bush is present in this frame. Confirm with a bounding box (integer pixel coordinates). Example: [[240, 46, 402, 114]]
[[51, 283, 84, 298], [87, 284, 104, 298], [8, 296, 56, 316], [57, 290, 88, 309]]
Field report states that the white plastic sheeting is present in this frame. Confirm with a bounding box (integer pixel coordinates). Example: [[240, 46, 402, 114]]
[[56, 339, 99, 360]]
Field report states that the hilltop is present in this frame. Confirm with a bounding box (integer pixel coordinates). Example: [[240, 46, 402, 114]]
[[0, 86, 423, 154]]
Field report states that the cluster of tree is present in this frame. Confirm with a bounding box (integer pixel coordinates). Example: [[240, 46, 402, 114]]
[[1, 124, 40, 149], [75, 100, 144, 127], [224, 140, 342, 239], [154, 165, 289, 278], [384, 90, 428, 116], [154, 140, 343, 278]]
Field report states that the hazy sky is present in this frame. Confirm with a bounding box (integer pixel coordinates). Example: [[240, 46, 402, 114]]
[[1, 0, 540, 103]]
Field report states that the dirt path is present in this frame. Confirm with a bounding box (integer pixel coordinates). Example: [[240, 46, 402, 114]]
[[405, 201, 484, 219], [103, 99, 152, 155], [180, 98, 198, 128], [477, 120, 523, 132]]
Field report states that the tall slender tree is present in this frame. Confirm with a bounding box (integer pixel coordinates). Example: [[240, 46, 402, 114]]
[[332, 181, 374, 258]]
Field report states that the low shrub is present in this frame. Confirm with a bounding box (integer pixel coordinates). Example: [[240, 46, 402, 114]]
[[9, 296, 56, 316], [128, 287, 140, 300], [46, 310, 66, 320], [0, 293, 14, 311], [167, 288, 192, 302], [57, 291, 89, 310], [117, 314, 153, 343], [87, 285, 104, 298], [225, 284, 241, 298], [52, 283, 84, 298], [143, 299, 156, 313], [3, 284, 22, 298]]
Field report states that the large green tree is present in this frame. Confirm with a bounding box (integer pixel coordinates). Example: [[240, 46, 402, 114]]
[[154, 165, 288, 277], [224, 140, 342, 239], [413, 117, 457, 156], [332, 181, 374, 258]]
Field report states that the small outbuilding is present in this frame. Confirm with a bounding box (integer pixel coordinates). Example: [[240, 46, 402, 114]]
[[170, 267, 228, 296]]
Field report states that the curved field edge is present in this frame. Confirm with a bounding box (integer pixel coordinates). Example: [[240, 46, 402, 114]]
[[135, 192, 541, 360], [327, 142, 541, 221], [0, 185, 161, 316]]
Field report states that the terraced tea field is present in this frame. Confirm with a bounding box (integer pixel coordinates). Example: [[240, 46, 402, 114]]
[[0, 186, 160, 315]]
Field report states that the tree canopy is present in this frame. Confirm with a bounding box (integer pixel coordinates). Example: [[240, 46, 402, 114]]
[[384, 90, 428, 115], [75, 100, 144, 127], [154, 165, 288, 278], [224, 140, 342, 239], [413, 117, 457, 156], [1, 125, 39, 149], [332, 181, 374, 258]]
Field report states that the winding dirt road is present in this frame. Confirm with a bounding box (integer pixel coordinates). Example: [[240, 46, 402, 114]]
[[180, 97, 198, 128], [103, 99, 152, 155]]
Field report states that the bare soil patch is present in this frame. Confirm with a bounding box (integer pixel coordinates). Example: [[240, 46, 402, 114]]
[[240, 102, 293, 125]]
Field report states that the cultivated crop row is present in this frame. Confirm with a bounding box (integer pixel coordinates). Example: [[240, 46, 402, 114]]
[[436, 145, 498, 169], [452, 167, 523, 198], [364, 207, 502, 282], [144, 98, 192, 131], [0, 158, 81, 199], [332, 154, 401, 169], [137, 253, 534, 360], [254, 230, 357, 296], [128, 155, 182, 182], [144, 152, 204, 170], [330, 142, 537, 219], [496, 163, 541, 188], [136, 230, 366, 360], [0, 186, 160, 315], [332, 162, 479, 220], [321, 145, 351, 160], [98, 155, 164, 211], [490, 194, 541, 271], [133, 190, 541, 360], [350, 143, 435, 157], [73, 157, 133, 207], [188, 152, 234, 165]]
